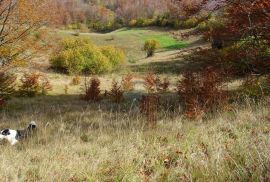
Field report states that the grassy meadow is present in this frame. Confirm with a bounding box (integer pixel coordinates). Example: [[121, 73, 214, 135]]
[[0, 96, 269, 181], [1, 27, 270, 181], [56, 28, 188, 62]]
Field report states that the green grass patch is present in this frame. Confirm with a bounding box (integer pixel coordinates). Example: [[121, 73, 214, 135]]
[[115, 28, 187, 50], [143, 34, 187, 50]]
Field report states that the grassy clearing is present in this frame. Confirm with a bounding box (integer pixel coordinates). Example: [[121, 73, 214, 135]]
[[0, 96, 269, 181], [55, 28, 187, 62]]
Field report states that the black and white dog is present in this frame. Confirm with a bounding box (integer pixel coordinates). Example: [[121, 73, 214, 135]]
[[0, 121, 37, 145]]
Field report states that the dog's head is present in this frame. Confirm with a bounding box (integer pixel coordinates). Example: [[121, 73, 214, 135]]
[[28, 121, 37, 130]]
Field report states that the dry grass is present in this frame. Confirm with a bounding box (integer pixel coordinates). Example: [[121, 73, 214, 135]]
[[0, 96, 269, 182]]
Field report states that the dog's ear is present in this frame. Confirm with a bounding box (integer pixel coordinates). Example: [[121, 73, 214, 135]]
[[1, 129, 10, 136]]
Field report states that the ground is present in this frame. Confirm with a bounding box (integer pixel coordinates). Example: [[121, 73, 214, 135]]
[[1, 27, 269, 181]]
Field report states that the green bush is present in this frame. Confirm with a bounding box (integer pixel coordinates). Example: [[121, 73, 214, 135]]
[[128, 19, 137, 27], [50, 38, 125, 75], [100, 46, 126, 69], [144, 39, 160, 57], [183, 17, 199, 28], [82, 45, 112, 74]]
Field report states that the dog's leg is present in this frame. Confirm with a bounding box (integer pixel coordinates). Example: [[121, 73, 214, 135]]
[[10, 139, 18, 145]]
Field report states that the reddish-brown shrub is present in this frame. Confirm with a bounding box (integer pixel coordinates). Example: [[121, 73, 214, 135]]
[[144, 73, 170, 93], [139, 94, 160, 125], [83, 77, 101, 102], [19, 73, 52, 97], [144, 73, 157, 93], [40, 76, 52, 95], [109, 80, 124, 103], [177, 67, 228, 119], [157, 77, 170, 92], [121, 74, 134, 92]]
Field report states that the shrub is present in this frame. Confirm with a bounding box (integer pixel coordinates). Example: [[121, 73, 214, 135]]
[[240, 75, 270, 99], [82, 77, 101, 102], [0, 72, 16, 101], [121, 74, 134, 92], [40, 76, 52, 95], [143, 73, 169, 93], [71, 76, 81, 86], [82, 45, 112, 74], [19, 73, 52, 97], [108, 80, 124, 103], [182, 17, 199, 28], [177, 68, 228, 119], [128, 19, 137, 27], [156, 77, 170, 92], [100, 46, 126, 70], [144, 73, 158, 93], [50, 38, 125, 75], [144, 40, 160, 57], [140, 94, 160, 125], [0, 72, 16, 108]]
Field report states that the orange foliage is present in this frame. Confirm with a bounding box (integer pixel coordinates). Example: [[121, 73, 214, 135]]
[[144, 73, 170, 93], [121, 74, 134, 92], [177, 67, 228, 119], [19, 73, 52, 97], [0, 0, 57, 72]]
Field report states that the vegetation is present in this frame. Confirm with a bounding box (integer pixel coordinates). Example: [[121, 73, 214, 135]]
[[144, 39, 160, 57], [82, 77, 101, 102], [0, 0, 270, 181], [50, 38, 126, 74], [0, 73, 16, 107], [19, 73, 52, 97]]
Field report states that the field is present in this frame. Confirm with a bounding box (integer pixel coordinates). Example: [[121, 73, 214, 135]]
[[56, 28, 188, 62], [1, 28, 270, 181], [1, 97, 269, 181]]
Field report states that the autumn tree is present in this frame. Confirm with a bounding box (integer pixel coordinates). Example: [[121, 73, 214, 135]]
[[0, 0, 57, 105], [0, 0, 57, 72]]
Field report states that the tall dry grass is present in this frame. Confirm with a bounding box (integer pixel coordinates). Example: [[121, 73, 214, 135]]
[[0, 96, 269, 181]]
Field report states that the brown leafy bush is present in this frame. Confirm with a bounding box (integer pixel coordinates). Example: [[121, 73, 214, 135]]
[[144, 73, 170, 93], [19, 73, 52, 97], [157, 77, 170, 92], [83, 77, 101, 102], [40, 76, 52, 95], [109, 80, 124, 103], [121, 74, 134, 92], [144, 73, 157, 93], [177, 67, 228, 119], [139, 94, 160, 125]]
